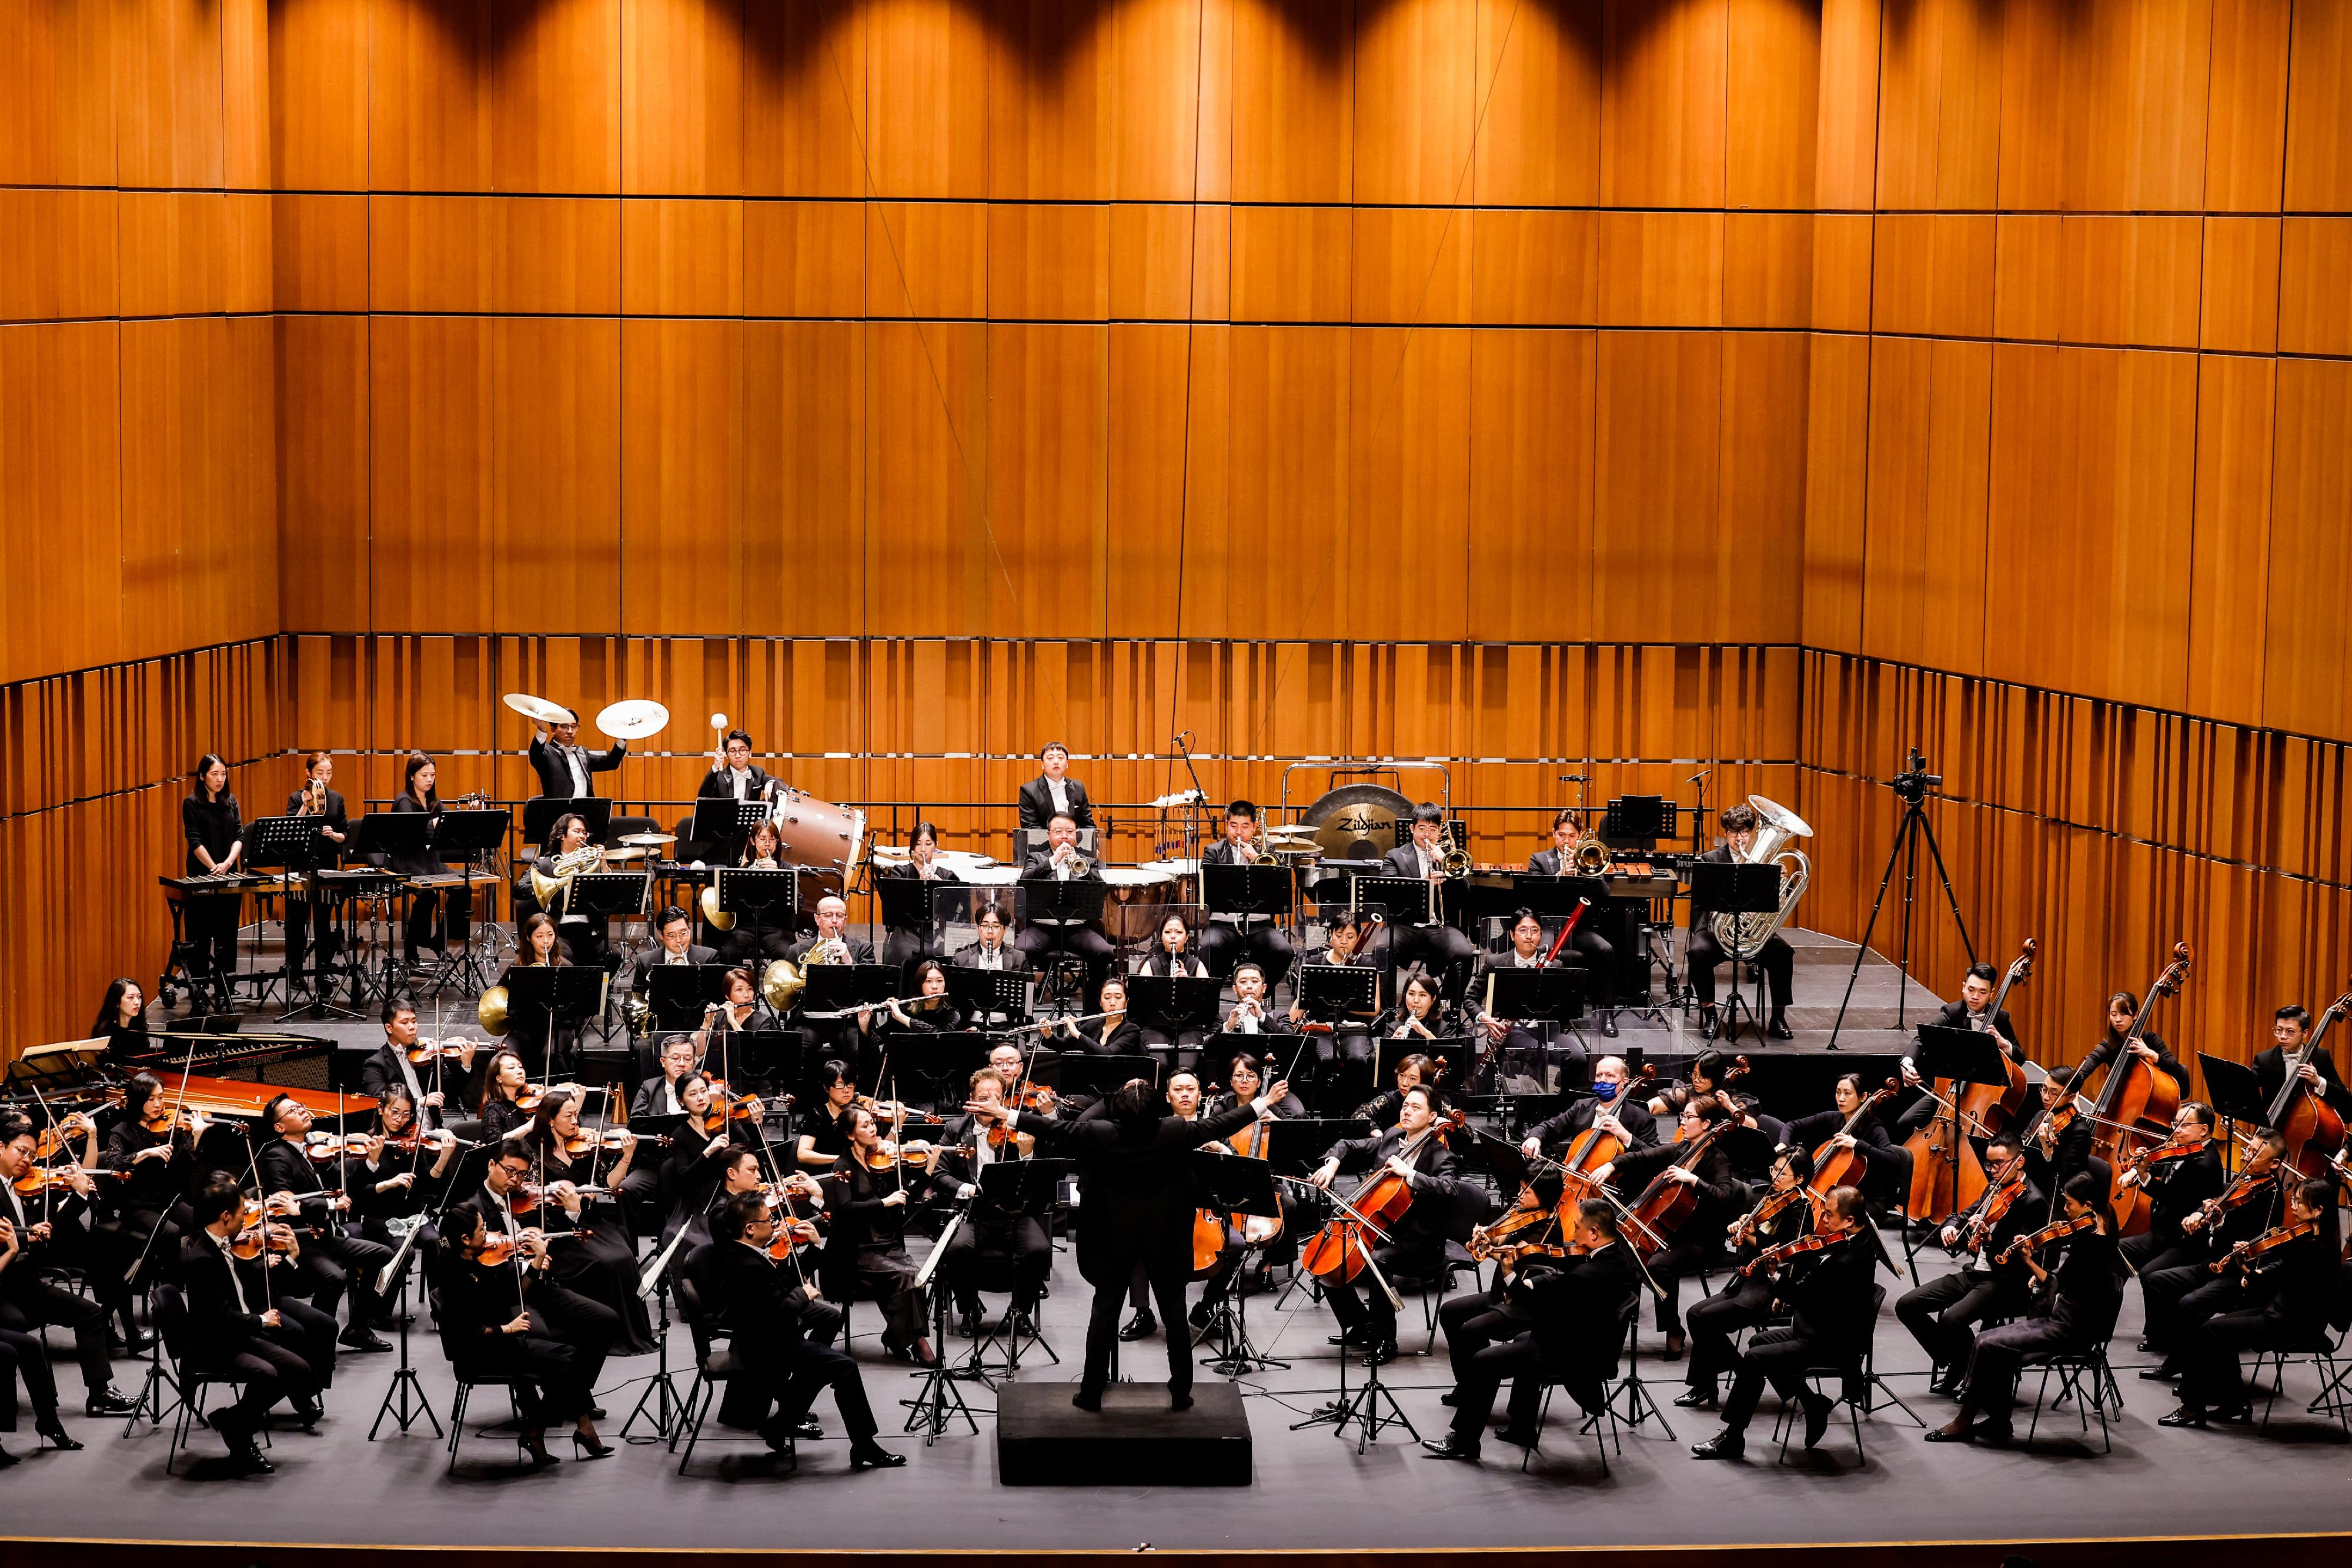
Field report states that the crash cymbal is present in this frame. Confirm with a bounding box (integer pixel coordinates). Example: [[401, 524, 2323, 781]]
[[601, 846, 650, 863], [617, 832, 677, 848], [595, 698, 670, 740], [1264, 824, 1318, 840], [503, 692, 573, 725]]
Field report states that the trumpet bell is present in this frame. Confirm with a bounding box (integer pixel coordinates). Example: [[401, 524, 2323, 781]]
[[762, 958, 805, 1012], [700, 882, 737, 932], [476, 985, 512, 1038]]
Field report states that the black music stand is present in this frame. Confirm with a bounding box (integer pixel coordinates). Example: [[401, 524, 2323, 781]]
[[1187, 1149, 1285, 1375], [715, 866, 797, 931], [688, 799, 767, 862], [874, 877, 936, 950], [1296, 962, 1381, 1025], [1688, 861, 1780, 1044], [425, 808, 512, 994], [945, 967, 1031, 1031], [248, 815, 352, 1023], [1202, 864, 1295, 925], [2195, 1054, 2269, 1142], [353, 812, 435, 997], [644, 964, 733, 1034], [1372, 1034, 1474, 1098], [1351, 875, 1435, 929], [498, 965, 606, 1075], [1024, 878, 1108, 929], [1602, 794, 1671, 850], [1913, 1024, 2018, 1224], [959, 1158, 1071, 1379], [1125, 975, 1224, 1041], [884, 1031, 991, 1112], [800, 961, 900, 1019], [523, 795, 613, 851]]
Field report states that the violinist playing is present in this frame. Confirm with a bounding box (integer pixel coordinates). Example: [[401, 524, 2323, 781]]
[[1589, 1098, 1746, 1360], [2021, 1065, 2095, 1194], [179, 1174, 328, 1472], [1926, 1171, 2122, 1447], [660, 1071, 773, 1238], [2162, 1177, 2340, 1429], [101, 1071, 212, 1313], [0, 1203, 83, 1464], [436, 1200, 606, 1466], [473, 1146, 624, 1415], [1521, 1054, 1659, 1159], [1307, 1085, 1470, 1365], [827, 1105, 945, 1366], [476, 1048, 539, 1143], [931, 1068, 1052, 1339], [794, 1061, 863, 1170], [359, 998, 478, 1126], [1434, 1175, 1564, 1413], [674, 1144, 824, 1262], [2115, 1099, 2228, 1293], [1896, 1129, 2042, 1398], [513, 1090, 656, 1357], [709, 1191, 905, 1469], [1424, 1196, 1636, 1463], [350, 1087, 462, 1255], [2141, 1126, 2292, 1385], [1682, 1145, 1818, 1410], [0, 1111, 133, 1417], [256, 1094, 396, 1355], [1691, 1186, 1880, 1459]]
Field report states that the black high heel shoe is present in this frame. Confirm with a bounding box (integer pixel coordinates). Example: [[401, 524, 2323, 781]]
[[520, 1430, 561, 1470], [572, 1430, 614, 1460], [37, 1422, 84, 1452]]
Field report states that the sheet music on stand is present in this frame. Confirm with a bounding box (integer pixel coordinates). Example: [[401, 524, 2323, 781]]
[[1350, 874, 1434, 926], [689, 798, 769, 852], [1295, 962, 1381, 1023], [716, 867, 797, 922], [569, 871, 653, 920], [1485, 967, 1586, 1025], [1602, 794, 1672, 850], [244, 815, 328, 878], [1201, 863, 1294, 923], [800, 962, 902, 1017], [946, 967, 1032, 1028], [432, 808, 513, 865], [1371, 1033, 1474, 1091], [1024, 878, 1108, 930], [499, 965, 607, 1028]]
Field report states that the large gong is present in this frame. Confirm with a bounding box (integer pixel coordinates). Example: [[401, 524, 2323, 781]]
[[1301, 783, 1414, 860]]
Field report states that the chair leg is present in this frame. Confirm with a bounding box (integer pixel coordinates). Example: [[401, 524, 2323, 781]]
[[669, 1370, 706, 1455], [446, 1383, 470, 1475], [1520, 1385, 1552, 1475], [676, 1379, 708, 1476]]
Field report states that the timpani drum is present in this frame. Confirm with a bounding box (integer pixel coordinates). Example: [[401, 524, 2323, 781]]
[[1101, 865, 1178, 944]]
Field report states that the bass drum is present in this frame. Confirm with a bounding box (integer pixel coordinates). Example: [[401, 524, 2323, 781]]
[[769, 790, 866, 875]]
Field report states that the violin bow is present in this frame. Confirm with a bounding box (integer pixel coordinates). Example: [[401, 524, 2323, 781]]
[[238, 1132, 276, 1315], [125, 1028, 208, 1285]]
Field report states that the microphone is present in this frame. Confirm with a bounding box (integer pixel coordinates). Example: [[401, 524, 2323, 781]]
[[1689, 769, 1711, 784], [1560, 773, 1588, 784]]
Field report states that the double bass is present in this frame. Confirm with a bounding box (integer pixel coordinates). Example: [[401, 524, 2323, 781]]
[[2267, 988, 2350, 1181], [1904, 940, 2034, 1222], [2092, 942, 2193, 1235]]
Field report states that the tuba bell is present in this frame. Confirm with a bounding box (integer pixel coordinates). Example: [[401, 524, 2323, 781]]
[[1709, 795, 1813, 960], [476, 985, 511, 1038]]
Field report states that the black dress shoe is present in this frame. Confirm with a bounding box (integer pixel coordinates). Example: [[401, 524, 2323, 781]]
[[1923, 1417, 1975, 1443], [850, 1442, 907, 1470], [1674, 1386, 1719, 1409], [1071, 1388, 1103, 1412], [2156, 1406, 2208, 1429], [1170, 1389, 1195, 1412], [338, 1328, 391, 1353], [1326, 1330, 1365, 1349], [1598, 1012, 1619, 1039], [2134, 1336, 2154, 1353], [85, 1389, 136, 1417], [1690, 1430, 1745, 1459], [1439, 1390, 1459, 1407], [2140, 1362, 2181, 1381], [1421, 1433, 1481, 1462], [1363, 1339, 1398, 1366], [112, 1328, 157, 1355], [1188, 1299, 1215, 1329], [290, 1399, 325, 1429], [1494, 1425, 1541, 1449], [757, 1424, 798, 1455], [1800, 1393, 1832, 1449], [1661, 1330, 1686, 1360], [230, 1440, 276, 1475], [956, 1309, 984, 1338], [1767, 1016, 1795, 1041], [1118, 1311, 1157, 1342], [1698, 1011, 1721, 1041]]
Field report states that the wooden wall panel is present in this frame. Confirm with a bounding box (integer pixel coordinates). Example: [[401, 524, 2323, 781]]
[[1352, 0, 1476, 207], [490, 0, 623, 194], [2206, 0, 2292, 210], [366, 0, 492, 192], [2283, 0, 2352, 210], [2262, 360, 2352, 739], [623, 0, 744, 196], [1230, 0, 1352, 204], [741, 0, 867, 199], [1601, 0, 1728, 209], [369, 315, 496, 633], [984, 323, 1109, 639], [1472, 0, 1599, 206], [1465, 329, 1596, 642], [2201, 215, 2281, 352], [866, 0, 988, 199], [0, 324, 122, 686], [1592, 331, 1721, 643], [2277, 218, 2352, 356], [2186, 353, 2274, 729], [621, 319, 745, 633], [494, 317, 622, 631]]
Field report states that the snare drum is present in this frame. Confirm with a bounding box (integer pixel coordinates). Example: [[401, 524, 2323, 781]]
[[1100, 865, 1178, 944]]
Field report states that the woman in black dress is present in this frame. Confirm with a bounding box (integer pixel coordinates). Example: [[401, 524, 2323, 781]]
[[387, 752, 460, 965], [513, 1090, 656, 1357], [794, 1061, 861, 1169], [435, 1203, 592, 1467], [179, 753, 244, 1005], [91, 979, 154, 1067], [877, 820, 960, 967], [476, 1048, 537, 1144], [1063, 975, 1145, 1057], [717, 818, 799, 965], [99, 1072, 209, 1308], [503, 912, 576, 1074]]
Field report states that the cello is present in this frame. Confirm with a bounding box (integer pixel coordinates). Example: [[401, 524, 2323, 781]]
[[1905, 939, 2035, 1222], [1808, 1078, 1900, 1199], [2266, 988, 2350, 1180], [1553, 1061, 1658, 1202], [1619, 1115, 1738, 1258], [1300, 1108, 1466, 1284], [2091, 942, 2193, 1235]]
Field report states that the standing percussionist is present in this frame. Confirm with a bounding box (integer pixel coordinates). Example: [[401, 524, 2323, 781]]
[[179, 752, 245, 1008], [1683, 803, 1796, 1041], [284, 752, 348, 998], [1017, 741, 1095, 834], [1196, 801, 1296, 989], [1527, 808, 1619, 1038], [696, 728, 776, 865], [1015, 813, 1115, 992], [1379, 804, 1477, 998], [527, 707, 626, 799]]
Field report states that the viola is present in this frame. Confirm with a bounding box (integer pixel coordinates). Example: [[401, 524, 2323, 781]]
[[1807, 1078, 1901, 1198], [1738, 1224, 1862, 1278], [1468, 1198, 1559, 1263], [2090, 941, 2193, 1235], [2210, 1218, 2320, 1276], [1995, 1212, 2097, 1265], [1300, 1109, 1468, 1283]]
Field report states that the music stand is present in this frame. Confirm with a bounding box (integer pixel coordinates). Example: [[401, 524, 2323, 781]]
[[945, 967, 1031, 1031], [426, 808, 512, 992], [1602, 794, 1671, 850], [1201, 863, 1295, 924], [1688, 861, 1780, 1043], [687, 799, 767, 862], [354, 810, 432, 871], [247, 815, 352, 1022], [1187, 1149, 1286, 1375], [874, 877, 935, 947], [522, 795, 613, 851], [1351, 875, 1434, 928], [1296, 962, 1380, 1022], [1372, 1035, 1474, 1098], [499, 965, 606, 1074], [883, 1031, 991, 1111], [1125, 975, 1224, 1041], [2196, 1053, 2269, 1143], [1023, 878, 1107, 929], [961, 1159, 1072, 1378], [1912, 1025, 2017, 1223], [715, 867, 797, 931], [644, 964, 734, 1034]]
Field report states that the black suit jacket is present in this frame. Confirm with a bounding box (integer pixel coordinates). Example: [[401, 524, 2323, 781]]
[[2253, 1042, 2352, 1119], [715, 1239, 815, 1375], [697, 765, 776, 803], [1778, 1231, 1880, 1359], [1517, 1243, 1637, 1377], [1021, 1101, 1258, 1283], [1321, 1124, 1469, 1253], [635, 946, 720, 991], [1018, 775, 1095, 831], [283, 787, 349, 869], [783, 933, 875, 967], [951, 942, 1029, 974], [179, 1231, 273, 1343], [1020, 848, 1103, 883], [528, 734, 625, 799], [2144, 1143, 2227, 1239], [1381, 842, 1443, 881], [1528, 1094, 1658, 1151], [1526, 847, 1579, 877]]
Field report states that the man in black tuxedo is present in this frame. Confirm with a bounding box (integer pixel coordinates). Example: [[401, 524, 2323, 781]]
[[1015, 813, 1115, 992], [1519, 1054, 1659, 1155], [1896, 960, 2027, 1138], [706, 1191, 903, 1469], [1422, 1197, 1638, 1461], [1195, 799, 1296, 989], [2253, 1003, 2352, 1122], [1379, 803, 1477, 998], [1308, 1085, 1473, 1362], [282, 751, 350, 996], [1016, 742, 1094, 833], [975, 1074, 1285, 1409], [950, 902, 1029, 974], [1683, 803, 1796, 1041], [179, 1175, 333, 1472], [358, 997, 477, 1128], [694, 729, 777, 861], [528, 710, 626, 798]]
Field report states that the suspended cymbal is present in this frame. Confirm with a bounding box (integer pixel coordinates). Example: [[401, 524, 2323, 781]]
[[617, 832, 677, 848], [504, 692, 573, 725], [601, 846, 651, 863], [596, 698, 670, 740]]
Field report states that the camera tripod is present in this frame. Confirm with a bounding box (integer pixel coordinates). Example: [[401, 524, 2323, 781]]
[[1826, 750, 1975, 1049]]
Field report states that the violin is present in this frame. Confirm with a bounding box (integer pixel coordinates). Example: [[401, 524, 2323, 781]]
[[512, 1081, 588, 1115], [31, 1113, 98, 1161], [472, 1235, 530, 1269], [560, 1127, 642, 1158], [1731, 1182, 1815, 1250], [141, 1104, 203, 1138], [1468, 1195, 1563, 1263], [1668, 1055, 1750, 1138], [2117, 1132, 2210, 1190], [1959, 1156, 2028, 1252], [1995, 1212, 2097, 1265], [11, 1164, 128, 1196], [859, 1138, 940, 1173], [1738, 1223, 1862, 1278], [2192, 1162, 2283, 1229], [2210, 1218, 2320, 1276], [765, 1209, 824, 1265], [382, 1125, 467, 1155], [229, 1221, 300, 1261], [1299, 1109, 1467, 1283], [405, 1038, 479, 1064], [303, 1130, 368, 1163]]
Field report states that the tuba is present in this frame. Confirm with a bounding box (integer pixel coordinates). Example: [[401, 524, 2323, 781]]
[[1709, 795, 1813, 959]]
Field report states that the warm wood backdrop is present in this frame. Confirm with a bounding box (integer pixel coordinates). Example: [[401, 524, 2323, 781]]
[[3, 0, 2350, 1076]]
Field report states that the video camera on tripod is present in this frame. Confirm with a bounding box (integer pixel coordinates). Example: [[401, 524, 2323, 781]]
[[1887, 747, 1943, 807]]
